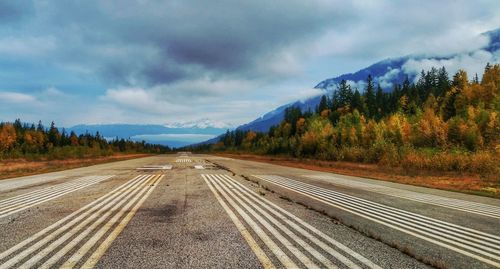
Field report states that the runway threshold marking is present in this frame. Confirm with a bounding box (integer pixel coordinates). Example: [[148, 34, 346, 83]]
[[175, 159, 192, 163], [202, 175, 275, 269], [0, 174, 162, 269], [254, 175, 500, 268], [203, 174, 380, 269], [0, 175, 114, 219], [136, 165, 172, 170], [306, 174, 500, 219]]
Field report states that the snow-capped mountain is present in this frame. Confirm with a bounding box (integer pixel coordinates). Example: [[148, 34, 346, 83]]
[[66, 123, 228, 148], [230, 28, 499, 134], [164, 118, 233, 129]]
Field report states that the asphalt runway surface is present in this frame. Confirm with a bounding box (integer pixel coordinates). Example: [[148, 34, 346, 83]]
[[0, 154, 498, 268]]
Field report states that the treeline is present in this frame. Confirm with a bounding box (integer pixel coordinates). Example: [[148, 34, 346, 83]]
[[191, 64, 500, 174], [0, 120, 170, 160]]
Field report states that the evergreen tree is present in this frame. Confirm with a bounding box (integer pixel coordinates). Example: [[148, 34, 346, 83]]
[[317, 95, 329, 113], [60, 128, 68, 146], [364, 75, 376, 118], [401, 76, 410, 96], [223, 130, 233, 147], [375, 84, 384, 119], [389, 83, 401, 114], [37, 121, 44, 132], [48, 121, 61, 147], [436, 67, 450, 97], [337, 80, 353, 108], [351, 89, 364, 114]]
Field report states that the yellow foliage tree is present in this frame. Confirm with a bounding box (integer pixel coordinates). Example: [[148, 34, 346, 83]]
[[0, 124, 17, 154]]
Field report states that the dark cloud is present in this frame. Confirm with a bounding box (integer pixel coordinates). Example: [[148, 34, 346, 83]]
[[31, 0, 351, 86], [0, 0, 498, 125], [12, 0, 497, 89], [0, 1, 33, 23]]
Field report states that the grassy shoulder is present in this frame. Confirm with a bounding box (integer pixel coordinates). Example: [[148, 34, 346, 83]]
[[216, 152, 500, 199], [0, 153, 151, 180]]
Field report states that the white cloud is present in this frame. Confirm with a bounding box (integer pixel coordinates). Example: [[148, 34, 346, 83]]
[[346, 80, 367, 92], [0, 91, 37, 103], [307, 1, 499, 63], [1, 0, 499, 127], [402, 50, 498, 82], [280, 88, 324, 103], [0, 36, 56, 57], [377, 68, 401, 89]]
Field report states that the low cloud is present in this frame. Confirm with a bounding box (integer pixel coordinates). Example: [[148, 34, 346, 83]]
[[281, 88, 325, 103], [377, 68, 401, 89], [346, 80, 367, 92], [402, 50, 498, 82]]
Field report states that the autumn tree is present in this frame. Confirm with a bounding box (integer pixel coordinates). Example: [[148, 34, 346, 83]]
[[0, 124, 17, 155]]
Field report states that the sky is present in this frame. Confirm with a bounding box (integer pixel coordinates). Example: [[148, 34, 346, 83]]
[[0, 0, 499, 128]]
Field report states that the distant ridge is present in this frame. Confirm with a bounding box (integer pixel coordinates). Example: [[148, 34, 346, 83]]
[[66, 124, 227, 148]]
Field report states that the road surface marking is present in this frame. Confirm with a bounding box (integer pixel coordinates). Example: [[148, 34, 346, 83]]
[[0, 174, 160, 269], [202, 175, 276, 269], [214, 175, 343, 269], [136, 165, 172, 170], [219, 174, 380, 269], [0, 175, 114, 219], [254, 175, 500, 268], [0, 175, 65, 193], [305, 174, 500, 219], [67, 175, 162, 269], [204, 174, 381, 269], [0, 175, 147, 263], [204, 174, 297, 268], [194, 165, 204, 169], [175, 159, 192, 163]]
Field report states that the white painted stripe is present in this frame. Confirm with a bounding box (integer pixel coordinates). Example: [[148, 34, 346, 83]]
[[254, 175, 500, 268], [213, 174, 338, 269], [77, 175, 162, 268], [0, 175, 113, 219], [0, 176, 106, 210], [264, 176, 500, 247], [201, 175, 276, 269], [0, 175, 149, 268], [175, 159, 192, 163], [218, 174, 380, 269], [0, 176, 103, 206], [0, 178, 99, 209], [203, 174, 298, 268], [136, 165, 172, 170], [20, 175, 157, 269], [0, 175, 146, 262], [306, 174, 500, 219], [0, 175, 66, 193], [44, 175, 162, 269]]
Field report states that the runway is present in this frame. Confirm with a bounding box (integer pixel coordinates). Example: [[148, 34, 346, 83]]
[[0, 154, 497, 268]]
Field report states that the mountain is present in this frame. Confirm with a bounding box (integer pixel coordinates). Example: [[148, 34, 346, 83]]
[[226, 28, 500, 136], [66, 123, 227, 148], [314, 29, 499, 92], [164, 118, 232, 129]]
